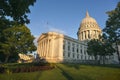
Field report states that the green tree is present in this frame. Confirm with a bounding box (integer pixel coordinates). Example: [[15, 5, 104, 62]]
[[100, 35, 115, 64], [0, 0, 36, 24], [0, 0, 36, 62], [0, 25, 36, 62], [87, 38, 115, 64], [103, 2, 120, 64], [87, 39, 102, 63]]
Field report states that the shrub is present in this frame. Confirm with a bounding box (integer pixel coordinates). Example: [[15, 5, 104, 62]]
[[0, 65, 5, 73]]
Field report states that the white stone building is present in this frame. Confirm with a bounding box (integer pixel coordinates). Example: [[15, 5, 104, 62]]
[[37, 11, 119, 63]]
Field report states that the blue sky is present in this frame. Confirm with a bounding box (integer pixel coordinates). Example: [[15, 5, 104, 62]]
[[27, 0, 119, 39]]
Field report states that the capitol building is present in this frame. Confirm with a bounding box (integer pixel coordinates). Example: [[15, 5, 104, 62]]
[[37, 12, 119, 63]]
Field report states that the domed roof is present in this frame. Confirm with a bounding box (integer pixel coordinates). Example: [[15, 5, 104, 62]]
[[79, 11, 101, 31], [77, 11, 102, 41], [81, 11, 97, 24]]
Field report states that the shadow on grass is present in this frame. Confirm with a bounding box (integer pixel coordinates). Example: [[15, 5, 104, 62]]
[[57, 66, 74, 80], [56, 64, 93, 80], [62, 63, 82, 70], [34, 72, 42, 80], [62, 63, 120, 70], [88, 64, 120, 69]]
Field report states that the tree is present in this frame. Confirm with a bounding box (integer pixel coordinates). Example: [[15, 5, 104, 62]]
[[0, 0, 36, 24], [87, 39, 101, 61], [87, 38, 115, 64], [0, 25, 36, 62], [103, 2, 120, 64], [0, 0, 36, 62], [98, 34, 115, 64]]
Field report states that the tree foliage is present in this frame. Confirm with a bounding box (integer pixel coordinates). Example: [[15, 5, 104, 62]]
[[87, 38, 115, 64], [87, 2, 120, 64], [87, 39, 102, 60], [0, 0, 36, 24], [0, 25, 36, 62], [103, 2, 120, 64], [0, 0, 36, 62]]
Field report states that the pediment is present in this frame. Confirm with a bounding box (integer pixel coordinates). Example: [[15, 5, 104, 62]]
[[37, 33, 47, 42]]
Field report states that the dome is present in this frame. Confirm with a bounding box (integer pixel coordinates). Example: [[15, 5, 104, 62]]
[[81, 12, 97, 24], [80, 11, 100, 31], [77, 11, 102, 41]]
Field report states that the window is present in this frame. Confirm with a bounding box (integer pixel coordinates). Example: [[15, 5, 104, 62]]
[[72, 43, 75, 52], [81, 49, 82, 54], [68, 41, 70, 45], [68, 46, 70, 51], [76, 44, 79, 53], [77, 54, 79, 59], [84, 50, 86, 54], [73, 54, 75, 58], [68, 41, 70, 51], [72, 47, 74, 52], [68, 52, 70, 57], [77, 48, 78, 53]]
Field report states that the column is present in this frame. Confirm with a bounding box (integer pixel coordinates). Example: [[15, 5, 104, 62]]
[[43, 40, 46, 57], [59, 37, 63, 61], [89, 30, 91, 39], [51, 38, 54, 59], [47, 39, 50, 58], [88, 30, 89, 39], [40, 43, 42, 57], [86, 30, 88, 39], [41, 42, 42, 57], [44, 40, 46, 57], [95, 30, 96, 38], [80, 33, 82, 40], [84, 31, 86, 40], [41, 42, 43, 57], [83, 31, 85, 40], [46, 39, 48, 58], [48, 39, 51, 58], [42, 41, 44, 57], [44, 40, 46, 58], [82, 32, 83, 40]]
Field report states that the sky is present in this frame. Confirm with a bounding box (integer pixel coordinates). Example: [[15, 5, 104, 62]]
[[27, 0, 119, 40]]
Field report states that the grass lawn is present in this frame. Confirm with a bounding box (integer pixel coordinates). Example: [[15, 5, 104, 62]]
[[0, 64, 120, 80]]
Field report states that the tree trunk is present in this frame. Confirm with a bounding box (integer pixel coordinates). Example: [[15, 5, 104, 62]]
[[5, 55, 9, 63], [116, 42, 120, 64]]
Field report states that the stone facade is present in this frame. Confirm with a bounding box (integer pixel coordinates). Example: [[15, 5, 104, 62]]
[[18, 54, 34, 63], [37, 32, 95, 63], [37, 11, 119, 64], [37, 32, 64, 63]]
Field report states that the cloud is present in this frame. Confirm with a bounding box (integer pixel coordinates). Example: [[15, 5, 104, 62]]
[[33, 21, 67, 46], [49, 27, 66, 34], [33, 35, 39, 46], [43, 21, 66, 34]]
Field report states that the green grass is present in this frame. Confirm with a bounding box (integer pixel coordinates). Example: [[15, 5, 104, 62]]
[[0, 64, 120, 80]]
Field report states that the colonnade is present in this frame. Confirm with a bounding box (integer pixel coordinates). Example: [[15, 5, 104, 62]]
[[37, 38, 51, 58], [79, 30, 100, 41]]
